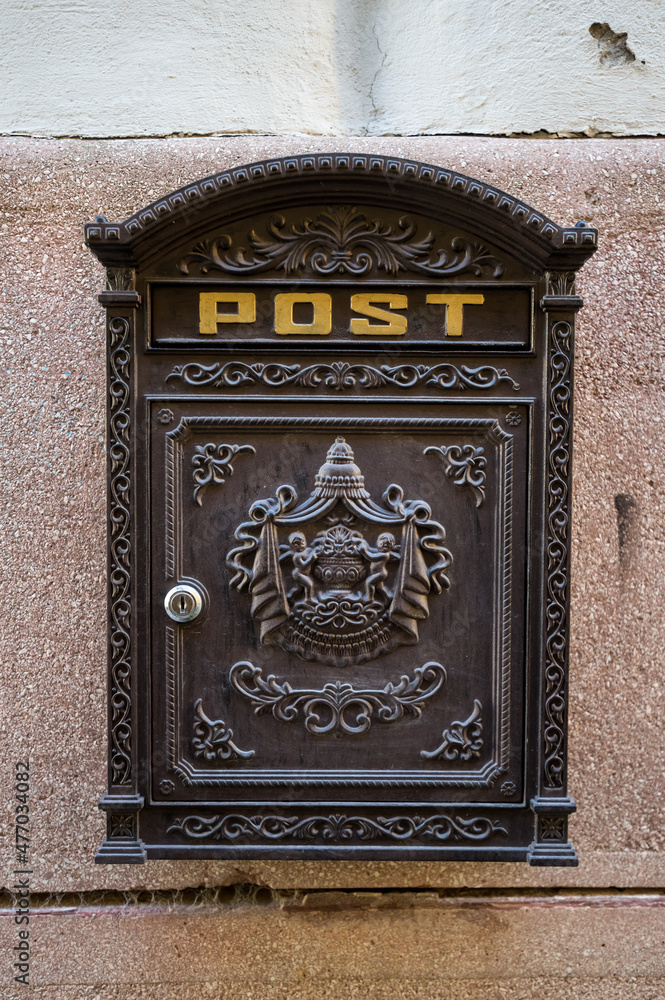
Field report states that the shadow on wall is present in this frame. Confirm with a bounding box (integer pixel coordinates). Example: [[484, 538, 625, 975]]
[[614, 492, 638, 567]]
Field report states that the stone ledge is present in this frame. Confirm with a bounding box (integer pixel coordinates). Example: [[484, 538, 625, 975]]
[[2, 895, 665, 988], [1, 978, 663, 1000]]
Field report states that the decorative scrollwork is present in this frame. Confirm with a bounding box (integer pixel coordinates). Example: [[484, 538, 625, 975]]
[[380, 364, 519, 391], [178, 206, 504, 278], [544, 320, 572, 788], [167, 811, 507, 843], [166, 360, 519, 393], [192, 442, 255, 505], [425, 444, 487, 508], [108, 316, 132, 785], [421, 700, 483, 760], [192, 699, 255, 761], [229, 660, 446, 735], [546, 271, 576, 296], [105, 267, 135, 291]]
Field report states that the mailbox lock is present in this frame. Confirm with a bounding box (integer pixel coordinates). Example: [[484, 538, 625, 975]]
[[164, 584, 203, 623]]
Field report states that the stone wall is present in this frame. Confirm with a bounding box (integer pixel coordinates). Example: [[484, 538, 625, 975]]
[[1, 135, 664, 996], [1, 2, 663, 137]]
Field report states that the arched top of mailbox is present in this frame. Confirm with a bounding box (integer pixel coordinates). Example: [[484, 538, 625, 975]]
[[85, 153, 597, 272]]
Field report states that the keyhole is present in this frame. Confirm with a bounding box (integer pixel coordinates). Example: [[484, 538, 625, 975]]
[[164, 584, 203, 623], [174, 592, 194, 617]]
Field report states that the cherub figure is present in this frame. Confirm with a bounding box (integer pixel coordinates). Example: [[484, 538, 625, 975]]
[[287, 531, 319, 602], [358, 532, 398, 603]]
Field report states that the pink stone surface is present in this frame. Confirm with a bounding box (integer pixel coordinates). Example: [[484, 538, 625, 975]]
[[0, 984, 663, 1000], [1, 136, 664, 893]]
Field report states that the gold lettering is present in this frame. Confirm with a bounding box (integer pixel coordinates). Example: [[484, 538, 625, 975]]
[[425, 293, 485, 337], [350, 293, 408, 336], [274, 293, 332, 335], [199, 292, 256, 334]]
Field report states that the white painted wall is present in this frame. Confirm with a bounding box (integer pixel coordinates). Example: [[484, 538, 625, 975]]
[[1, 0, 663, 137]]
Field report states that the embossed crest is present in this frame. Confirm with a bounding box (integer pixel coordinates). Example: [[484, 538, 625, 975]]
[[227, 437, 451, 667]]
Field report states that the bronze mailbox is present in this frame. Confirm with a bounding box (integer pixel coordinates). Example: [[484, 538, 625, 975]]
[[86, 154, 597, 864]]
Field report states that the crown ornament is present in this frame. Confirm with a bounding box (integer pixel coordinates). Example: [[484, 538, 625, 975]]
[[313, 437, 370, 499]]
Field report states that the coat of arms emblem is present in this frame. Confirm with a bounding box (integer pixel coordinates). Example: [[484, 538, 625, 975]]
[[227, 438, 452, 667]]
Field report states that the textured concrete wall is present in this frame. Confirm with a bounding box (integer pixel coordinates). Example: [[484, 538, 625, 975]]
[[1, 1, 663, 137], [1, 135, 664, 995]]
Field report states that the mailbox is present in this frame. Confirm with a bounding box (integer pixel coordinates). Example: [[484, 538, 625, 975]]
[[86, 154, 597, 864]]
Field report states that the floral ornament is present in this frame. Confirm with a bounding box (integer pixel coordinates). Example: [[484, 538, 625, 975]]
[[191, 699, 255, 760], [540, 816, 566, 841], [500, 780, 517, 797], [157, 408, 174, 425], [424, 443, 487, 508], [192, 442, 256, 505], [178, 205, 505, 278], [109, 814, 135, 838], [421, 700, 483, 761], [229, 660, 446, 735], [159, 779, 175, 795], [505, 410, 522, 427]]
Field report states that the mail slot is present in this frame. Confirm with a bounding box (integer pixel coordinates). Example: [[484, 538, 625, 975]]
[[86, 153, 597, 864]]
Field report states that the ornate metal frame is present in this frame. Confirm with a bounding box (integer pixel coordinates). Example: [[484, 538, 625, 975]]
[[87, 154, 596, 865]]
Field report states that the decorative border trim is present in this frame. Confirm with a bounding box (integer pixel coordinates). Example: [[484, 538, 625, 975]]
[[543, 321, 572, 788], [167, 414, 509, 441], [85, 153, 598, 255], [108, 316, 132, 785], [166, 811, 508, 844], [170, 765, 504, 789], [165, 624, 177, 770], [162, 414, 514, 788], [166, 361, 520, 394], [165, 435, 176, 579], [497, 421, 514, 777]]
